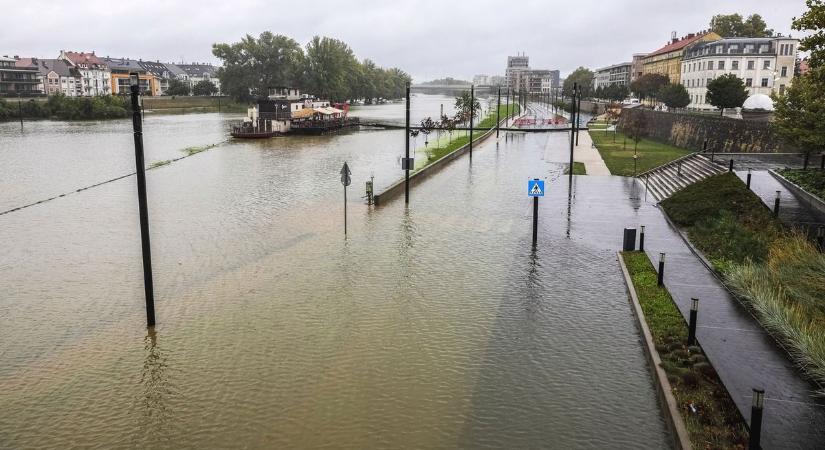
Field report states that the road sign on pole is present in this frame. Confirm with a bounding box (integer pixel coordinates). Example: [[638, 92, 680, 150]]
[[528, 179, 545, 197]]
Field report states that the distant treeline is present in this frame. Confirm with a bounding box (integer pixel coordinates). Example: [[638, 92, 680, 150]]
[[0, 95, 130, 121], [419, 78, 471, 86], [212, 32, 412, 103]]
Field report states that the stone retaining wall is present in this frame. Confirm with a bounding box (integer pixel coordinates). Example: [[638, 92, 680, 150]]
[[618, 108, 791, 153]]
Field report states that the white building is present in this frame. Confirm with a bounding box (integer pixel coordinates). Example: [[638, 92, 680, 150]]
[[178, 63, 221, 95], [58, 50, 111, 96], [680, 37, 798, 110], [593, 62, 632, 89], [472, 74, 491, 85]]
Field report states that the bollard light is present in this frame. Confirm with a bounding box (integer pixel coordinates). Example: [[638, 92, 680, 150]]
[[775, 191, 781, 200], [688, 298, 699, 345], [659, 252, 666, 263], [752, 388, 765, 408], [691, 298, 698, 311]]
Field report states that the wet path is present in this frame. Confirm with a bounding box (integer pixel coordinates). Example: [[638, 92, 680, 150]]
[[734, 169, 824, 231], [0, 116, 674, 448]]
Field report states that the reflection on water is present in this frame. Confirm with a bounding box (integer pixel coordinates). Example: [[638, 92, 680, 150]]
[[0, 104, 671, 448]]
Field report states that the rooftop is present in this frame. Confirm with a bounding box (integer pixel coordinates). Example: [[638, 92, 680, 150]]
[[647, 32, 714, 57]]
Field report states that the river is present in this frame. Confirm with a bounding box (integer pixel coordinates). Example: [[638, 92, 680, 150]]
[[0, 94, 670, 448]]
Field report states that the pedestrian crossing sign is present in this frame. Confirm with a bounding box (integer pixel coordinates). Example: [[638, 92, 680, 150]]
[[528, 179, 545, 197]]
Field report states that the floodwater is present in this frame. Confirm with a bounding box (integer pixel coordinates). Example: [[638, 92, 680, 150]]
[[0, 94, 670, 449]]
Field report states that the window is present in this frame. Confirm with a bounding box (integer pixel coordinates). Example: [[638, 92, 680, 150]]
[[763, 60, 770, 70], [707, 61, 714, 70], [759, 44, 769, 53], [761, 78, 769, 87], [716, 46, 723, 54], [747, 60, 755, 70], [718, 61, 725, 70], [732, 60, 739, 70], [746, 78, 753, 87], [779, 84, 786, 95], [781, 66, 788, 77], [729, 45, 738, 53], [707, 78, 712, 86]]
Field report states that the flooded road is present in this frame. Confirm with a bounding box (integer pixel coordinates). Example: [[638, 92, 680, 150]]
[[0, 97, 670, 448]]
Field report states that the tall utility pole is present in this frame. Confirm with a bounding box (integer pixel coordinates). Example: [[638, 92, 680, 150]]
[[505, 88, 510, 127], [569, 82, 577, 185], [129, 72, 156, 328], [469, 85, 474, 159], [18, 94, 23, 129], [404, 83, 410, 204], [496, 86, 501, 138], [575, 85, 582, 146]]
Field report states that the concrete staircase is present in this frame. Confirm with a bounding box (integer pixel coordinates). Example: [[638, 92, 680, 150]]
[[638, 153, 726, 202]]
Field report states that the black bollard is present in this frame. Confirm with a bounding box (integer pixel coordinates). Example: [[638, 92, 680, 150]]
[[773, 191, 781, 218], [746, 169, 752, 189], [729, 158, 734, 173], [817, 226, 824, 252], [639, 225, 645, 251], [622, 228, 637, 251], [677, 161, 682, 177], [657, 252, 665, 287], [749, 389, 765, 450], [129, 73, 156, 328], [688, 298, 699, 345], [821, 153, 824, 170]]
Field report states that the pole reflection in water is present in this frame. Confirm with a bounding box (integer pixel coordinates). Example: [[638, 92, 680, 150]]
[[566, 176, 576, 239], [135, 329, 175, 446]]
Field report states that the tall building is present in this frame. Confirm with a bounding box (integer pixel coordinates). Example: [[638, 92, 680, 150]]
[[505, 54, 558, 94], [641, 31, 721, 83], [680, 36, 798, 109]]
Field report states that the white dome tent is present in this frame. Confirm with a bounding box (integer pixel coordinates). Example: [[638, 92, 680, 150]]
[[741, 94, 775, 121]]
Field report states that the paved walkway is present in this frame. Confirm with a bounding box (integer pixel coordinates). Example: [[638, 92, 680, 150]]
[[569, 130, 611, 175], [735, 169, 824, 230], [639, 197, 825, 449]]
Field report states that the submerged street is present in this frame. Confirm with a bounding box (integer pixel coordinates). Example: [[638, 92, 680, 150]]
[[0, 99, 673, 448]]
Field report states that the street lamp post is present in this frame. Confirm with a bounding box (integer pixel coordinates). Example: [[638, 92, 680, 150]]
[[129, 72, 156, 328]]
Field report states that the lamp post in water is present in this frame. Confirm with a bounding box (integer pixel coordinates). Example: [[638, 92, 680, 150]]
[[341, 162, 351, 236], [129, 72, 156, 328]]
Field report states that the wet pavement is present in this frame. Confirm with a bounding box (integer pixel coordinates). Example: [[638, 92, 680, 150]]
[[734, 169, 825, 232]]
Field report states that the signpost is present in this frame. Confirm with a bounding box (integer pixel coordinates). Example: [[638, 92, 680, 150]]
[[341, 162, 351, 236], [528, 178, 545, 247]]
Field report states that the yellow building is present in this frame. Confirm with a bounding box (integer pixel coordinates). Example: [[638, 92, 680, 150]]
[[642, 31, 721, 83]]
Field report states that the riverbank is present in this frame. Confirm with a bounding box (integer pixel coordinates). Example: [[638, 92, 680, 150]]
[[589, 129, 693, 176], [418, 103, 520, 168], [621, 251, 748, 448], [660, 173, 825, 395]]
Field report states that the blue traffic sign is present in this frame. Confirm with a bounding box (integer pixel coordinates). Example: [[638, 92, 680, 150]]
[[528, 179, 545, 197]]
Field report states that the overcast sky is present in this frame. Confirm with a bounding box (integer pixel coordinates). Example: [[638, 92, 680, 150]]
[[1, 0, 808, 81]]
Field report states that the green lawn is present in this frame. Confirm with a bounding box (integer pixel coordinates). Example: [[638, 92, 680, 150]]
[[589, 130, 693, 176], [778, 169, 825, 200], [564, 162, 586, 175], [661, 173, 825, 395], [622, 251, 748, 448]]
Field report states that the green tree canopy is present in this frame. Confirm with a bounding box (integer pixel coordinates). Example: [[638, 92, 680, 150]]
[[794, 0, 825, 68], [304, 36, 360, 102], [773, 68, 825, 159], [562, 67, 594, 98], [630, 73, 669, 101], [193, 80, 218, 96], [166, 79, 191, 96], [710, 13, 774, 37], [706, 74, 749, 115], [659, 83, 691, 109], [212, 32, 306, 102], [454, 90, 481, 123]]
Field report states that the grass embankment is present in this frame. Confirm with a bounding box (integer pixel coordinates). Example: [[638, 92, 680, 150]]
[[622, 251, 748, 448], [143, 96, 246, 113], [778, 169, 825, 200], [564, 162, 586, 175], [417, 104, 520, 169], [661, 173, 825, 394], [589, 129, 693, 176]]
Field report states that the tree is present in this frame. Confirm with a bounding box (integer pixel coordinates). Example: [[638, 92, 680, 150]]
[[562, 67, 594, 98], [710, 13, 773, 37], [605, 84, 629, 102], [793, 0, 825, 68], [304, 36, 361, 102], [454, 90, 481, 135], [166, 79, 191, 96], [773, 1, 825, 169], [706, 74, 749, 116], [212, 32, 305, 102], [623, 111, 647, 175], [630, 73, 669, 103], [658, 83, 691, 110], [193, 80, 218, 96]]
